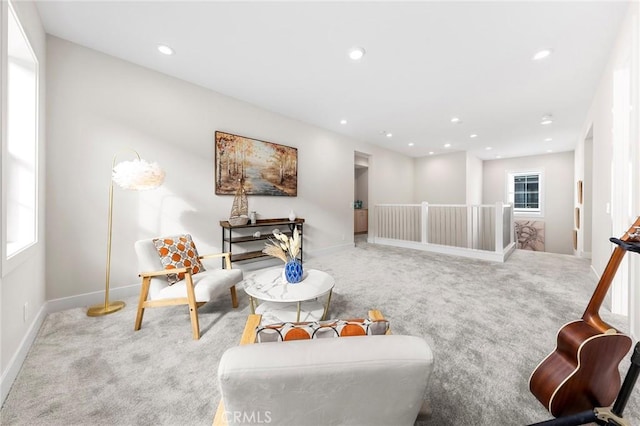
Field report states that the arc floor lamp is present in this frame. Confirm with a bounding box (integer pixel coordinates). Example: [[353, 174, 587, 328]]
[[87, 150, 165, 317]]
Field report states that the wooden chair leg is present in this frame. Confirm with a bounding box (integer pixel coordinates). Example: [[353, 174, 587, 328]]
[[135, 276, 151, 331], [184, 271, 200, 340], [230, 285, 238, 308], [368, 309, 391, 335], [213, 400, 228, 426]]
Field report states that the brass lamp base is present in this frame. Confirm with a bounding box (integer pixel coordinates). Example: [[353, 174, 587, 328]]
[[87, 301, 125, 317]]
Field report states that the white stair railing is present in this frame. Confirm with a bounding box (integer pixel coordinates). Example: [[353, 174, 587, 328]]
[[373, 202, 515, 262]]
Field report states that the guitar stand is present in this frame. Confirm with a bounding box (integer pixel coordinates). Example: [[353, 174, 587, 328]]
[[527, 237, 640, 426], [528, 341, 640, 426]]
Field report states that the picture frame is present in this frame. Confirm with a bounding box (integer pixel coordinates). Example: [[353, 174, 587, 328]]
[[575, 207, 580, 229], [577, 180, 583, 204], [215, 131, 298, 196]]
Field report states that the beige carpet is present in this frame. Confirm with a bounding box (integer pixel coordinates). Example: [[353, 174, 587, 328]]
[[1, 241, 639, 425]]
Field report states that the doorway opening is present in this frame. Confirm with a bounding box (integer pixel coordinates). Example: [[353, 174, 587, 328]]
[[582, 126, 593, 258], [354, 152, 370, 245]]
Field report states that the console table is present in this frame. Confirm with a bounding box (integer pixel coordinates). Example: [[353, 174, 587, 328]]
[[220, 218, 304, 265]]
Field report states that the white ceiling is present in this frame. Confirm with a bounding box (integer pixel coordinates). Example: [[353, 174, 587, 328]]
[[35, 1, 630, 159]]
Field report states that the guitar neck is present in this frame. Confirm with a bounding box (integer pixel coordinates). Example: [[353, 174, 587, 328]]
[[582, 246, 626, 331], [582, 216, 640, 331]]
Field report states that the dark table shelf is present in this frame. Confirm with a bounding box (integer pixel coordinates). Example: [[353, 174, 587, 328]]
[[221, 218, 304, 265]]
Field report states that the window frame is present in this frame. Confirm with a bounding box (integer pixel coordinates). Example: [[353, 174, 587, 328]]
[[2, 0, 40, 275], [506, 169, 544, 217]]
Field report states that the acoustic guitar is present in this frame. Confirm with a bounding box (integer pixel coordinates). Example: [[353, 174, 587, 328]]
[[528, 217, 640, 417]]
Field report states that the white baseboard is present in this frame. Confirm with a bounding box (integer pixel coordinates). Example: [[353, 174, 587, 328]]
[[373, 238, 514, 262], [45, 283, 140, 313], [0, 283, 139, 406], [1, 302, 47, 405]]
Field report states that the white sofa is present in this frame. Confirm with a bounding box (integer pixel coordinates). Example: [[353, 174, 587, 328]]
[[215, 314, 434, 426]]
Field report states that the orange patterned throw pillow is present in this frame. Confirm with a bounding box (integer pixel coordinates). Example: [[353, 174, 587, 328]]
[[255, 319, 390, 343], [152, 234, 205, 285]]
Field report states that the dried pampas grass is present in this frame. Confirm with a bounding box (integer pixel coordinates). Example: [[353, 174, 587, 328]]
[[263, 227, 301, 263], [262, 243, 287, 263]]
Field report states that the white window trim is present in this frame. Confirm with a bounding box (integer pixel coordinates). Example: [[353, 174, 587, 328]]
[[1, 0, 40, 277], [506, 169, 544, 218]]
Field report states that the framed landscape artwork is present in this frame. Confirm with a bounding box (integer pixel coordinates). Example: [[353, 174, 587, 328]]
[[215, 131, 298, 196]]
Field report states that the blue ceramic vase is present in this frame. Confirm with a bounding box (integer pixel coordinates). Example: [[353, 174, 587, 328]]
[[284, 259, 303, 284]]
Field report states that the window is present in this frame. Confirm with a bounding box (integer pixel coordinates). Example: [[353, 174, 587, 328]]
[[514, 174, 539, 209], [5, 2, 39, 259], [507, 171, 543, 215]]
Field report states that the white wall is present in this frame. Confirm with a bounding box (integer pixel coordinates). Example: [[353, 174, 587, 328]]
[[353, 144, 414, 242], [574, 2, 640, 336], [483, 151, 575, 255], [3, 4, 631, 404], [45, 36, 414, 302], [583, 135, 593, 255], [0, 0, 47, 404], [575, 3, 639, 277], [361, 145, 414, 206], [413, 151, 467, 204], [466, 153, 483, 205]]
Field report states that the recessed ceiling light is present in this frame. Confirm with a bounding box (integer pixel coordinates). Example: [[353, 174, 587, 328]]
[[540, 115, 553, 125], [386, 132, 393, 138], [157, 44, 174, 55], [348, 47, 366, 61], [496, 155, 502, 159], [545, 137, 553, 142], [485, 147, 493, 150], [547, 149, 553, 153], [444, 143, 451, 148], [429, 151, 434, 155], [450, 117, 461, 124], [340, 119, 347, 125], [470, 134, 478, 138], [532, 48, 553, 60], [408, 142, 415, 147]]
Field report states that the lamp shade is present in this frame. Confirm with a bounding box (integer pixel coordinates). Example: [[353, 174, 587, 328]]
[[112, 159, 165, 190]]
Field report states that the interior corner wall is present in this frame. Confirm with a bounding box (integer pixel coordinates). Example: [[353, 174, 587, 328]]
[[1, 0, 47, 404], [576, 2, 638, 278], [573, 134, 585, 256], [353, 144, 414, 242], [482, 151, 575, 255], [45, 36, 414, 303], [466, 153, 483, 205], [413, 151, 467, 204], [575, 2, 640, 337], [362, 145, 414, 206]]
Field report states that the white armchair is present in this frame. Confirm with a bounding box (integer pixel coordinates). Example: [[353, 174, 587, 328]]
[[134, 234, 243, 339], [214, 310, 434, 425]]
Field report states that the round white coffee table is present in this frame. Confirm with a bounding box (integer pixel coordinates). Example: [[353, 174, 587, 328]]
[[243, 267, 335, 323]]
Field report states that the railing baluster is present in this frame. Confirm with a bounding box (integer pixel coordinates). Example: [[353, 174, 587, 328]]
[[373, 202, 514, 261]]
